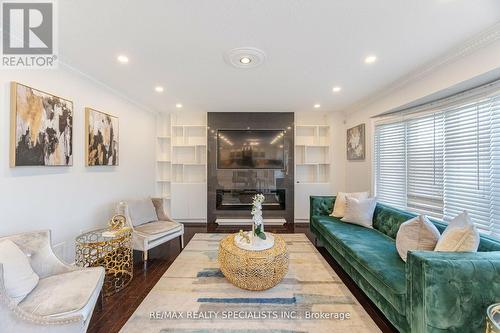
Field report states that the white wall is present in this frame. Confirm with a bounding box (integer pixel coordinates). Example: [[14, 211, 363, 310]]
[[327, 112, 346, 193], [342, 39, 500, 193], [0, 66, 156, 262]]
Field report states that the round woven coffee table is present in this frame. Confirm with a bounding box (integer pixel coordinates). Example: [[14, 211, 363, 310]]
[[218, 233, 289, 291]]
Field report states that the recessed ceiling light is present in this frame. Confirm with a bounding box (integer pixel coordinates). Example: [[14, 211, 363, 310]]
[[364, 55, 377, 64], [154, 86, 164, 93], [176, 103, 183, 108], [314, 104, 321, 108], [332, 86, 342, 93], [239, 57, 252, 64], [117, 55, 129, 64], [224, 47, 266, 69]]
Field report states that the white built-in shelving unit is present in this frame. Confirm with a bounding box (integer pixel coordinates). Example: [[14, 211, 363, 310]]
[[156, 112, 208, 222], [295, 125, 331, 183], [156, 113, 172, 215], [158, 112, 331, 224], [294, 124, 332, 222]]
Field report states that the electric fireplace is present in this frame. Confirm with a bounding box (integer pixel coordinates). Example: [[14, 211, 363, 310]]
[[216, 189, 285, 211]]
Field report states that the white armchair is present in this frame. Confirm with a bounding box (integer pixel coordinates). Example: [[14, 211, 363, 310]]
[[0, 230, 104, 333], [116, 197, 184, 263]]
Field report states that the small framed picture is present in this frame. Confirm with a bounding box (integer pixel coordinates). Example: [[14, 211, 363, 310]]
[[347, 123, 365, 160], [85, 108, 119, 166]]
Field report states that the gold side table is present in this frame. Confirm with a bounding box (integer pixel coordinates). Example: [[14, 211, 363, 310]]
[[75, 228, 133, 297], [218, 233, 289, 291]]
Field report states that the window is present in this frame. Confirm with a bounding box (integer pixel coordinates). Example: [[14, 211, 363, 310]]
[[374, 82, 500, 239]]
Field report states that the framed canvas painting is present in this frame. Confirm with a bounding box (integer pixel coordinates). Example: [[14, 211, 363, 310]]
[[10, 82, 73, 167], [347, 123, 365, 160], [85, 108, 119, 166]]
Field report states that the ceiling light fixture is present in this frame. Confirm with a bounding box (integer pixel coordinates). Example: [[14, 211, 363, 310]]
[[364, 55, 377, 64], [176, 103, 183, 108], [314, 104, 321, 108], [224, 47, 266, 69], [117, 55, 129, 64], [154, 86, 164, 93], [332, 86, 342, 93]]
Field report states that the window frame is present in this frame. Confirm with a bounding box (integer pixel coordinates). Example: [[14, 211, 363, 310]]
[[372, 80, 500, 239]]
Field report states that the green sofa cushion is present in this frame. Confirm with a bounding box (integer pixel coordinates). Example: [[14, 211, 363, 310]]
[[313, 216, 406, 314], [316, 232, 409, 333], [373, 203, 417, 239]]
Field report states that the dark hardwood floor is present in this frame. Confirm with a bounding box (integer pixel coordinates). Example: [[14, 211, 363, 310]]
[[88, 223, 398, 333]]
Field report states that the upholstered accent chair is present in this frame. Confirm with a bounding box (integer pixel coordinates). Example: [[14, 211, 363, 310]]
[[0, 230, 104, 333], [116, 197, 184, 263]]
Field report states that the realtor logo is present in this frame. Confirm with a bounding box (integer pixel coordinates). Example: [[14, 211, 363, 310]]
[[1, 1, 57, 68]]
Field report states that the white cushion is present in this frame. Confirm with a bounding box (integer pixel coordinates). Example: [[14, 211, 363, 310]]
[[19, 267, 104, 321], [331, 191, 369, 217], [341, 197, 377, 228], [127, 199, 158, 226], [0, 239, 39, 304], [134, 221, 182, 236], [396, 215, 441, 262], [434, 211, 480, 252]]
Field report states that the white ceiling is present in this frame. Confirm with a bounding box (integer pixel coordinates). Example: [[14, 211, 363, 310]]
[[59, 0, 500, 113]]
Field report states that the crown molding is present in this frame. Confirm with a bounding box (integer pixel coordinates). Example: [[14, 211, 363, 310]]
[[59, 60, 158, 114], [341, 22, 500, 116]]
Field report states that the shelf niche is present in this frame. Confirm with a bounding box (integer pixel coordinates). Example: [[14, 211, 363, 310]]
[[294, 123, 331, 223]]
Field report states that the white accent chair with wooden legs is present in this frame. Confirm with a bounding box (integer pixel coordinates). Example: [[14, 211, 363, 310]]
[[116, 198, 184, 264]]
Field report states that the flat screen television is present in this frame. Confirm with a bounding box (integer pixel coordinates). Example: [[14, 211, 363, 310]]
[[217, 130, 285, 169]]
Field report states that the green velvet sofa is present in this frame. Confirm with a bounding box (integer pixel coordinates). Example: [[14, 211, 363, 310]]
[[309, 196, 500, 333]]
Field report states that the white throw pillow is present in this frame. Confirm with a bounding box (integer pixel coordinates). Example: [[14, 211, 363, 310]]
[[434, 211, 480, 252], [340, 197, 377, 228], [396, 215, 441, 262], [331, 191, 369, 218], [127, 199, 158, 226], [0, 240, 39, 304]]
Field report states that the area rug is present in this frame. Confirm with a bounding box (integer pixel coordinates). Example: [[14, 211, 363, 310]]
[[120, 233, 380, 333]]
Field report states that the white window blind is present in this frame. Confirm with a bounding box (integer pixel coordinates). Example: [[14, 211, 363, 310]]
[[374, 122, 406, 209], [374, 82, 500, 239], [407, 113, 444, 219]]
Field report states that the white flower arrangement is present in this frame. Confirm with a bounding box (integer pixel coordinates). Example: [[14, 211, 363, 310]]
[[251, 194, 266, 240]]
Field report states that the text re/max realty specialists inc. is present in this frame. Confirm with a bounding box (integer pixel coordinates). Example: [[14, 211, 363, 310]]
[[150, 311, 351, 321]]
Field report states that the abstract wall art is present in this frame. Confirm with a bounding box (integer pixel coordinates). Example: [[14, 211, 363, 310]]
[[85, 108, 119, 166], [347, 123, 365, 160], [10, 82, 73, 167]]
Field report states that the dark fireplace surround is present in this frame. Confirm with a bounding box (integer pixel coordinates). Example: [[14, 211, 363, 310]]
[[207, 112, 294, 225], [216, 189, 286, 211]]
